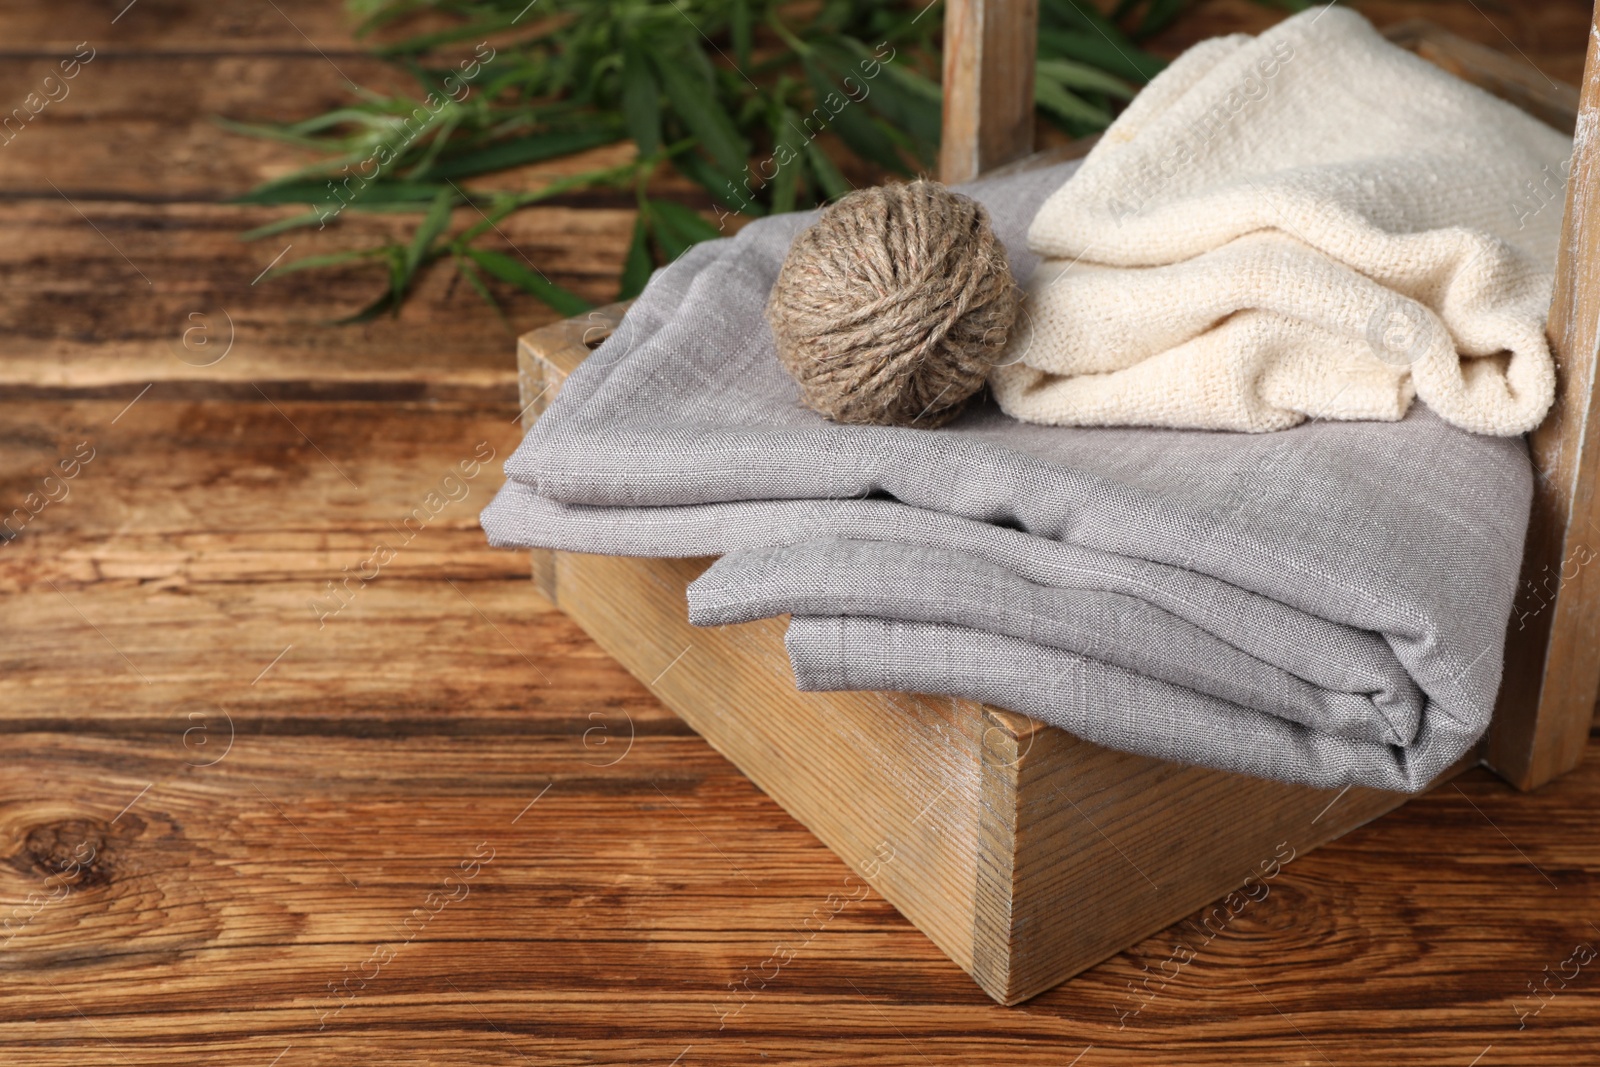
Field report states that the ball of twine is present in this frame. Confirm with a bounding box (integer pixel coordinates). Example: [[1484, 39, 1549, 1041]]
[[766, 180, 1020, 429]]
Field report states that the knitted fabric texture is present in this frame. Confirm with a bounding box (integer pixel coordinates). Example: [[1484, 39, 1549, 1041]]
[[991, 8, 1570, 435], [766, 181, 1019, 428]]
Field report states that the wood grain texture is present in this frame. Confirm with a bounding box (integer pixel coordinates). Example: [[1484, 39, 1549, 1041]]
[[6, 720, 1600, 1065], [0, 54, 409, 199], [0, 398, 527, 594], [557, 551, 993, 978], [0, 0, 355, 51], [6, 0, 1600, 1061], [939, 0, 1039, 183], [0, 201, 635, 400], [0, 56, 698, 204]]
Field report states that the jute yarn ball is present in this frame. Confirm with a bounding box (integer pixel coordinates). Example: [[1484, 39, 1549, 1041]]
[[766, 180, 1020, 429]]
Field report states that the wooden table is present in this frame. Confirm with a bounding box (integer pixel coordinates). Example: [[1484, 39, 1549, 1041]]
[[2, 2, 1599, 1063]]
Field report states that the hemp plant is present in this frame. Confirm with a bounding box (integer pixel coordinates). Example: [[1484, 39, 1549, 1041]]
[[229, 0, 1224, 322]]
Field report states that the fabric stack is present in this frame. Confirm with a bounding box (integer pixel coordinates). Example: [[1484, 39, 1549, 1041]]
[[482, 10, 1569, 793], [993, 9, 1565, 436]]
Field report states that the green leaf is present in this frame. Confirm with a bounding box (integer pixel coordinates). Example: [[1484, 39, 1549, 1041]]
[[813, 38, 940, 154], [673, 150, 763, 215], [1036, 58, 1137, 99], [386, 243, 408, 315], [403, 110, 463, 179], [214, 113, 380, 150], [465, 248, 592, 317], [620, 42, 662, 157], [230, 179, 450, 207], [452, 159, 642, 246], [648, 199, 720, 261], [455, 254, 513, 334], [1133, 0, 1192, 38], [372, 17, 527, 57], [769, 107, 805, 215], [618, 211, 654, 301], [405, 188, 458, 276], [1037, 28, 1166, 83], [225, 0, 1220, 327], [415, 125, 625, 181], [312, 243, 406, 324], [650, 44, 748, 179], [336, 288, 401, 325], [803, 139, 852, 201], [802, 58, 907, 174], [349, 0, 432, 37], [1034, 75, 1114, 128], [871, 63, 943, 133], [731, 0, 754, 69], [238, 210, 335, 242], [1040, 0, 1135, 40], [261, 247, 389, 281]]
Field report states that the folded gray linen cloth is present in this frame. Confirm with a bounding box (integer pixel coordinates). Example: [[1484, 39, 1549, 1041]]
[[482, 158, 1534, 792], [688, 539, 1421, 747]]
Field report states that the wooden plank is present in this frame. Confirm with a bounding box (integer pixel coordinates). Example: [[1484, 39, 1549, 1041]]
[[3, 718, 1599, 1063], [556, 551, 991, 979], [989, 721, 1468, 1002], [0, 576, 653, 732], [1486, 1, 1600, 789], [0, 56, 702, 203], [0, 0, 357, 51], [0, 376, 1587, 1052], [939, 0, 1039, 183], [0, 398, 527, 590], [0, 399, 565, 727], [0, 202, 638, 398], [0, 54, 407, 198]]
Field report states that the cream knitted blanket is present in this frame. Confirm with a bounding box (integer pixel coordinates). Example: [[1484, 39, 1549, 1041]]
[[991, 8, 1570, 435]]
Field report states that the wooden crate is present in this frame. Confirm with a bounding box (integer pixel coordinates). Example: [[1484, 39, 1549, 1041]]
[[515, 315, 1447, 1005], [506, 18, 1593, 1004]]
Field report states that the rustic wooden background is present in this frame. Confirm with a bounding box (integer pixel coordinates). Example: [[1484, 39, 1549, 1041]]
[[2, 1, 1599, 1063]]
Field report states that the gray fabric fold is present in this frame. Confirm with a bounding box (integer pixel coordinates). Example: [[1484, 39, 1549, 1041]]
[[688, 539, 1420, 746], [481, 155, 1535, 793], [781, 616, 1461, 791]]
